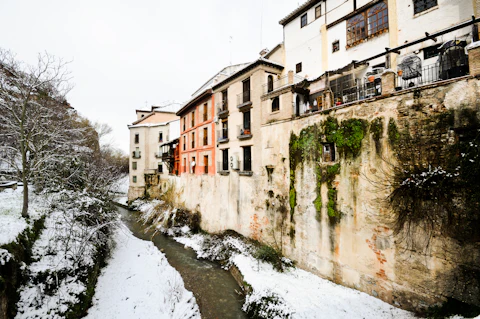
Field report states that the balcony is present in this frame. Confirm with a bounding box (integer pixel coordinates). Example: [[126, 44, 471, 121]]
[[237, 125, 252, 140], [162, 151, 174, 160], [262, 74, 304, 95], [237, 91, 252, 112], [216, 101, 229, 119], [216, 161, 230, 175], [217, 128, 229, 144], [132, 151, 141, 159], [238, 160, 253, 176], [155, 152, 162, 159]]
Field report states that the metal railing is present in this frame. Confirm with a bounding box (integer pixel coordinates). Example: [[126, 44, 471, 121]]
[[216, 100, 228, 112], [236, 91, 251, 106], [262, 74, 304, 95], [332, 78, 382, 106], [237, 125, 252, 138], [132, 151, 141, 159], [155, 152, 162, 158], [217, 128, 228, 142]]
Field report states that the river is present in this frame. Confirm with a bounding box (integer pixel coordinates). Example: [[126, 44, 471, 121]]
[[117, 205, 248, 319]]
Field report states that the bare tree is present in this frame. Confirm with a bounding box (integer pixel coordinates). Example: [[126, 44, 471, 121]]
[[0, 49, 73, 218]]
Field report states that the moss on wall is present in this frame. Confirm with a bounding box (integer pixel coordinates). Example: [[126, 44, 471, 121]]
[[370, 117, 384, 154], [387, 118, 400, 146]]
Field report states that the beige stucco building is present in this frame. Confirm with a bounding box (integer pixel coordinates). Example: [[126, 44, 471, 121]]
[[127, 107, 179, 200]]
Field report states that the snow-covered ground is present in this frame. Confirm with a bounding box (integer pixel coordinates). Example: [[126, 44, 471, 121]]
[[0, 187, 44, 245], [175, 233, 415, 319], [84, 225, 200, 319]]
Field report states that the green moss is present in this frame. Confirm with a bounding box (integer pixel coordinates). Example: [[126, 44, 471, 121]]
[[387, 118, 400, 146], [323, 117, 368, 158], [371, 117, 384, 154], [327, 188, 339, 219], [289, 188, 296, 215], [313, 196, 322, 221], [288, 226, 296, 240]]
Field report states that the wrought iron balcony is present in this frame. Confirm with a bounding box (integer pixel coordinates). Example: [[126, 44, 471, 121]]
[[237, 91, 252, 111], [217, 128, 229, 143], [262, 74, 304, 95], [216, 101, 229, 119]]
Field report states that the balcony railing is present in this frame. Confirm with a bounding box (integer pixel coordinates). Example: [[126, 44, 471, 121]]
[[237, 125, 252, 140], [262, 74, 304, 95], [237, 91, 251, 106], [155, 152, 162, 158], [132, 151, 141, 159], [217, 161, 229, 174], [216, 103, 229, 119], [217, 128, 229, 143], [332, 78, 382, 106]]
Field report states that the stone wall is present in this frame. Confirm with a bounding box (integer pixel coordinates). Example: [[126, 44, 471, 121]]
[[158, 76, 480, 312]]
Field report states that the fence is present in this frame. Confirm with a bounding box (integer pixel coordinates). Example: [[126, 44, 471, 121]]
[[333, 78, 382, 105]]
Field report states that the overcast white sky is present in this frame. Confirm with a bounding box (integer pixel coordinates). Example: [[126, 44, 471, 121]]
[[0, 0, 301, 153]]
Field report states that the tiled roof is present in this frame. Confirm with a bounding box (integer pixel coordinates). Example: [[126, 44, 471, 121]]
[[279, 0, 321, 26]]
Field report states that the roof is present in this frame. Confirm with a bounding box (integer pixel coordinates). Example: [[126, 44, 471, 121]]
[[279, 0, 321, 26], [128, 119, 179, 129], [190, 63, 250, 97], [264, 43, 283, 59], [131, 110, 178, 125], [176, 89, 213, 116], [212, 58, 284, 91]]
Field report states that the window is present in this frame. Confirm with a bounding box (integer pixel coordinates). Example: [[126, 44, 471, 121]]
[[133, 176, 137, 183], [242, 78, 251, 103], [222, 120, 228, 139], [315, 5, 321, 19], [203, 127, 208, 145], [423, 44, 441, 59], [301, 13, 307, 28], [323, 143, 336, 162], [134, 133, 139, 144], [183, 117, 186, 131], [159, 132, 163, 142], [192, 156, 196, 174], [204, 155, 208, 174], [347, 1, 388, 47], [413, 0, 437, 15], [296, 62, 302, 73], [158, 163, 163, 173], [221, 90, 228, 110], [271, 97, 280, 112], [347, 13, 366, 46], [243, 146, 252, 171], [203, 103, 208, 121], [267, 75, 274, 93], [183, 158, 187, 173], [367, 2, 388, 35], [191, 111, 195, 127], [222, 149, 229, 171], [243, 111, 251, 134], [332, 40, 340, 53], [183, 136, 186, 151], [132, 162, 137, 170], [191, 132, 195, 149]]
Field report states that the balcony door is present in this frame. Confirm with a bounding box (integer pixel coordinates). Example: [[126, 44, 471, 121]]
[[243, 78, 250, 103]]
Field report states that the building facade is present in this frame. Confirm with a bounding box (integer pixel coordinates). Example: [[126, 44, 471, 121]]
[[127, 108, 179, 200]]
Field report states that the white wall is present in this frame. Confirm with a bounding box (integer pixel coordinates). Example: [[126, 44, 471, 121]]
[[284, 2, 325, 78]]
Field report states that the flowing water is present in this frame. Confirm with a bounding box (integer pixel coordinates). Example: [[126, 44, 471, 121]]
[[117, 206, 248, 319]]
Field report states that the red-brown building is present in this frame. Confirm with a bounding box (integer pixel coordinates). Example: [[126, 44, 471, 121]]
[[177, 89, 216, 175]]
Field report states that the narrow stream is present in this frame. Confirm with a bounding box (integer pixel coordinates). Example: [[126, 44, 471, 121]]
[[117, 206, 248, 319]]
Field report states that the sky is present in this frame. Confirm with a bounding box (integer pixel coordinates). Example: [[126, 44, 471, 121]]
[[0, 0, 301, 153]]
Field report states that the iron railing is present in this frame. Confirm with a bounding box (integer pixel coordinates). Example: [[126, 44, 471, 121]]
[[332, 78, 382, 106], [237, 125, 252, 139], [216, 100, 228, 112], [262, 74, 304, 95], [217, 128, 228, 142], [237, 91, 251, 106]]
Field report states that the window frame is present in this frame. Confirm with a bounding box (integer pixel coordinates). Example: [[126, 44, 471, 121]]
[[203, 103, 208, 121], [271, 97, 280, 112], [315, 5, 321, 19], [191, 132, 195, 149], [322, 143, 336, 162], [158, 163, 163, 173], [413, 0, 438, 15], [300, 13, 307, 28], [332, 40, 340, 53], [134, 133, 139, 144], [203, 127, 208, 145], [132, 162, 137, 170], [133, 176, 137, 183], [222, 149, 229, 171], [367, 2, 388, 36], [243, 146, 252, 172], [296, 62, 302, 73]]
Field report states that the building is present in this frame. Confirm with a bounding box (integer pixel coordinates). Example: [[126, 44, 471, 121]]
[[281, 0, 475, 78], [127, 106, 180, 200], [177, 64, 248, 176], [212, 57, 284, 178]]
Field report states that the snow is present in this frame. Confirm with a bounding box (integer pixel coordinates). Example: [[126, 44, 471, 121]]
[[176, 233, 415, 319], [0, 187, 43, 245], [112, 174, 129, 194], [84, 225, 200, 319]]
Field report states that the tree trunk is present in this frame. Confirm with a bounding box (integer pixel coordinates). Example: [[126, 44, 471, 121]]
[[22, 181, 29, 218]]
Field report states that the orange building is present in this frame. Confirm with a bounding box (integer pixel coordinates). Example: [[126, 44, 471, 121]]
[[177, 89, 216, 175]]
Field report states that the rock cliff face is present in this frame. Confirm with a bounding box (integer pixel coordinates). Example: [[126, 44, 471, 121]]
[[157, 77, 480, 312]]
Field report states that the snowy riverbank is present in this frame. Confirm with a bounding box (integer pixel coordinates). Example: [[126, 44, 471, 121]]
[[84, 224, 200, 319]]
